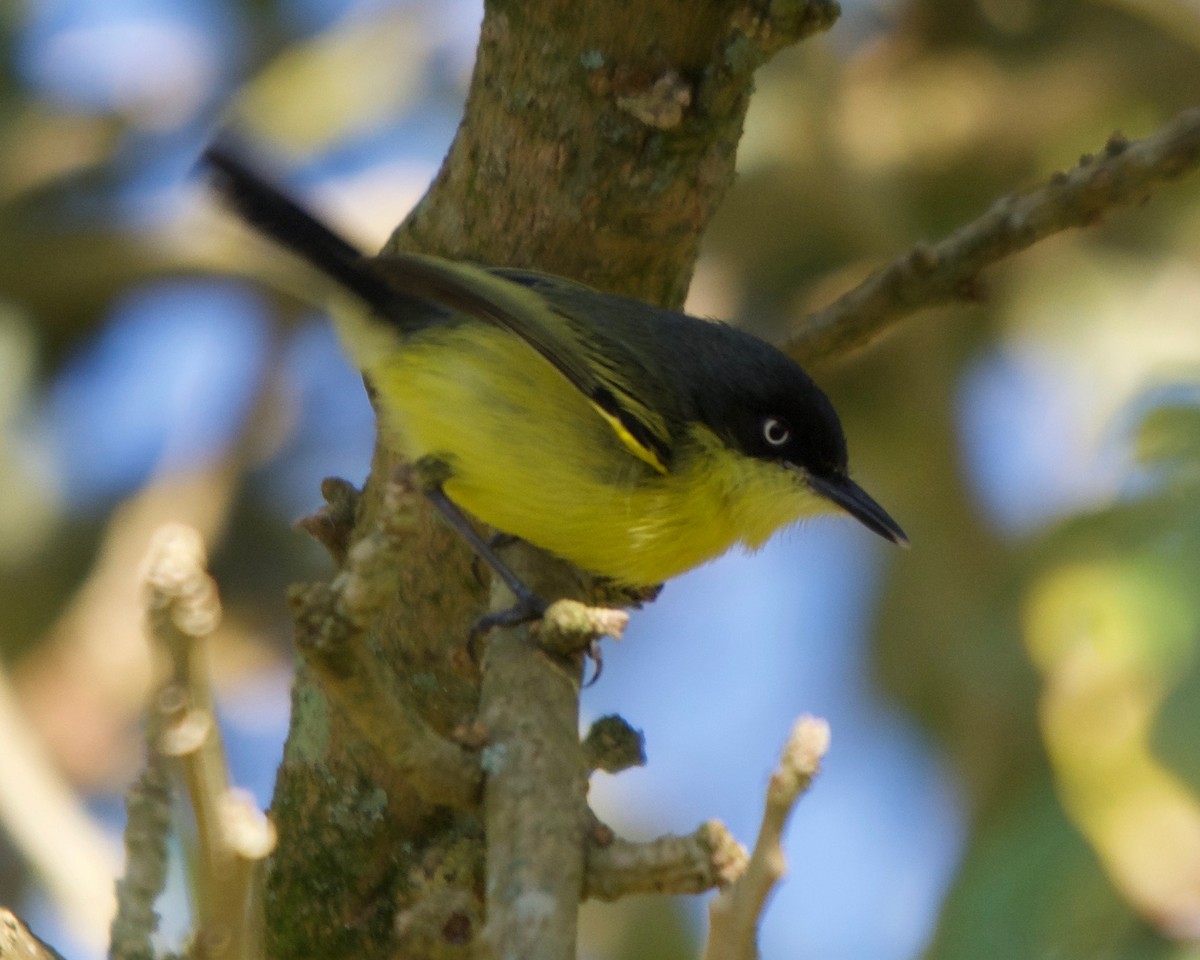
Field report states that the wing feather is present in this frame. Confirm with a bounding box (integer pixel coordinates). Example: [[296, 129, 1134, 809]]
[[203, 144, 674, 472]]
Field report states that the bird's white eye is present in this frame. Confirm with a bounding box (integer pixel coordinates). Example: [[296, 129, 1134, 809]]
[[762, 416, 791, 447]]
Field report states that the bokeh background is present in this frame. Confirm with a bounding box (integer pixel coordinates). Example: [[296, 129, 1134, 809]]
[[3, 0, 1200, 958]]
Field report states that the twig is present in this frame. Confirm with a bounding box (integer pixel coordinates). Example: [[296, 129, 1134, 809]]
[[703, 716, 830, 960], [535, 600, 629, 655], [722, 0, 840, 64], [140, 524, 276, 960], [582, 715, 646, 775], [584, 820, 748, 901], [476, 560, 621, 959], [0, 664, 116, 951], [792, 105, 1200, 364], [109, 755, 172, 960], [0, 909, 68, 960], [476, 621, 589, 960]]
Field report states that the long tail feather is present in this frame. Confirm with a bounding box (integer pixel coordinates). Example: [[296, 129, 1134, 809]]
[[201, 142, 404, 314]]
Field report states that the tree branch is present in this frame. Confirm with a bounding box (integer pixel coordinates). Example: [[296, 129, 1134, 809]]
[[290, 468, 484, 810], [582, 715, 646, 775], [0, 909, 67, 960], [109, 755, 172, 960], [585, 820, 748, 901], [791, 105, 1200, 364], [0, 667, 116, 950], [703, 716, 830, 960], [139, 524, 276, 960], [475, 587, 598, 960]]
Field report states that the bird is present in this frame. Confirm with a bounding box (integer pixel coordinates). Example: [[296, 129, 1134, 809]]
[[201, 144, 906, 624]]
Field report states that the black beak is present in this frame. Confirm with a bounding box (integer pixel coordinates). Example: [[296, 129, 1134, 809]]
[[806, 473, 909, 547]]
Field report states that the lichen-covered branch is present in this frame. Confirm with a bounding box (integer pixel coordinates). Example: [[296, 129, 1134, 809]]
[[109, 758, 172, 960], [792, 105, 1200, 365], [290, 468, 483, 810], [704, 716, 830, 960]]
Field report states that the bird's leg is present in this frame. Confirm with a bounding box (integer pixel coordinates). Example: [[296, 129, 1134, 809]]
[[488, 532, 521, 551], [420, 484, 547, 644], [470, 532, 521, 588], [415, 459, 610, 677]]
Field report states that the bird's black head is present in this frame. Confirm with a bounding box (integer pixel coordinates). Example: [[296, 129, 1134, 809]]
[[729, 365, 848, 479], [696, 335, 908, 546]]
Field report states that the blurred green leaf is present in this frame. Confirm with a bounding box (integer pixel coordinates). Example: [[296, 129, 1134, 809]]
[[1135, 402, 1200, 470], [928, 779, 1167, 960]]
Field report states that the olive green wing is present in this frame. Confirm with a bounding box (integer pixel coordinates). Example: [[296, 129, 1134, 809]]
[[371, 254, 675, 474]]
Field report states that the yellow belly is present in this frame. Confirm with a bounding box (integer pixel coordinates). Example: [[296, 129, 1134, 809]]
[[338, 314, 827, 586]]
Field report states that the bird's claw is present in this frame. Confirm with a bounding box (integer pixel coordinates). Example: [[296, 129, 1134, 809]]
[[466, 591, 548, 663], [466, 596, 605, 688]]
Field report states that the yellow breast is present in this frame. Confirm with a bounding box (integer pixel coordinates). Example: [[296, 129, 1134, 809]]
[[336, 311, 830, 586]]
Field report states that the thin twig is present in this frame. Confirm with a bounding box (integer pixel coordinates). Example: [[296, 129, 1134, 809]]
[[581, 715, 646, 775], [535, 600, 629, 655], [0, 665, 116, 951], [584, 820, 748, 901], [704, 716, 830, 960], [0, 909, 68, 960], [140, 524, 276, 960], [792, 105, 1200, 364], [109, 755, 172, 960]]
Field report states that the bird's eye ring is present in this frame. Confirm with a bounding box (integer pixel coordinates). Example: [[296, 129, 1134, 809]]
[[762, 416, 791, 447]]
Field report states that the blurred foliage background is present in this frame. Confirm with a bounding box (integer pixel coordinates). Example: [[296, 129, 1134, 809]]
[[2, 0, 1200, 958]]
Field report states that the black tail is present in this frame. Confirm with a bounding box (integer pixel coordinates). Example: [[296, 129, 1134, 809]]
[[201, 142, 407, 315]]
